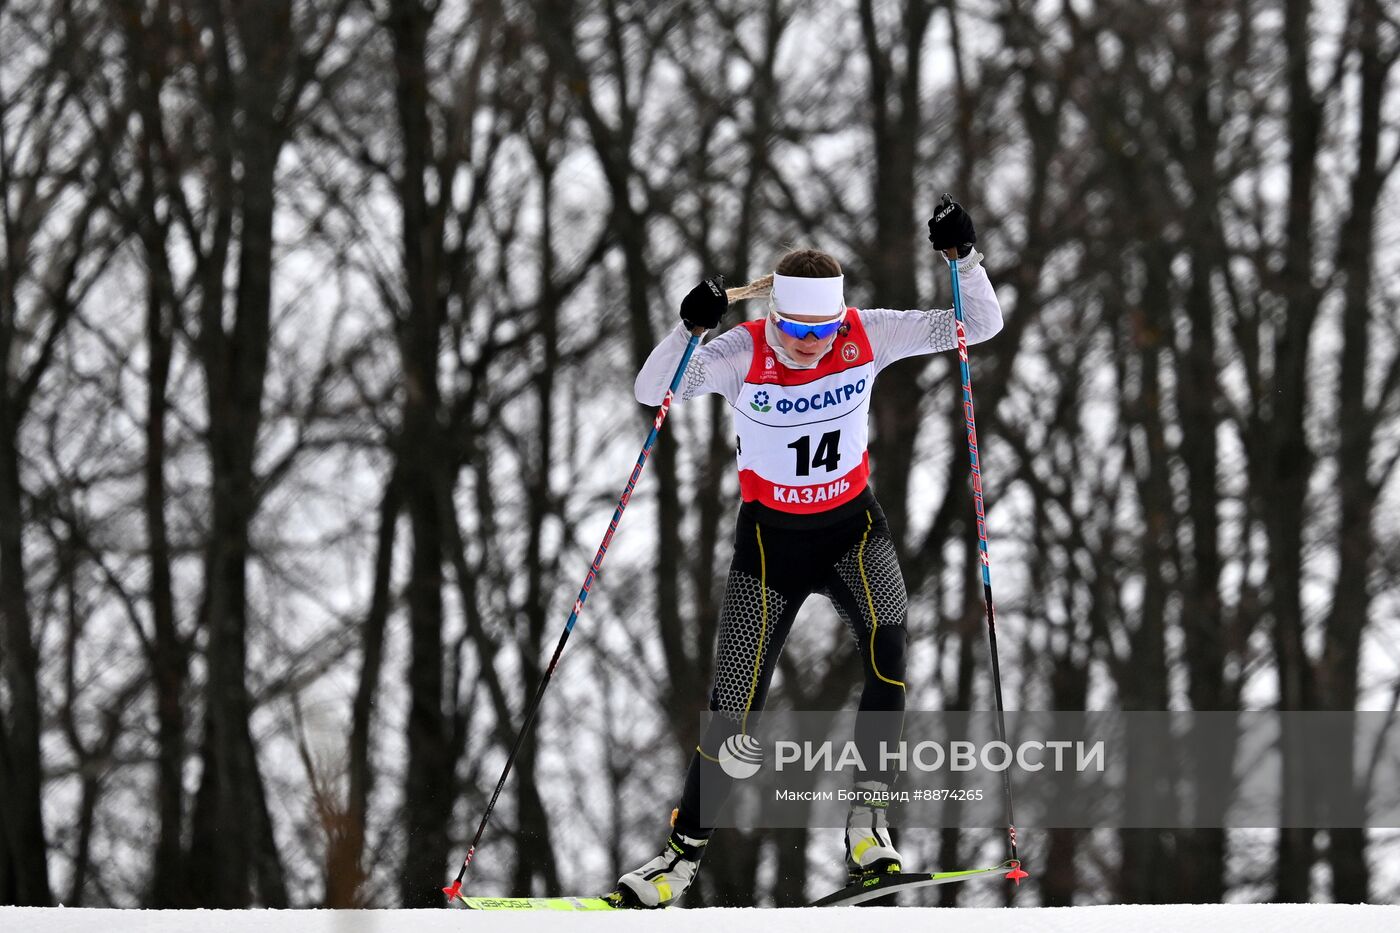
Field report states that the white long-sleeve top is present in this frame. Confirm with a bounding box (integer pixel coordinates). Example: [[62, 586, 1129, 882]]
[[635, 250, 1004, 405]]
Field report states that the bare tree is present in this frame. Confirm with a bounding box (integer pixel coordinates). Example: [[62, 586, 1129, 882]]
[[0, 0, 128, 905], [103, 0, 356, 907]]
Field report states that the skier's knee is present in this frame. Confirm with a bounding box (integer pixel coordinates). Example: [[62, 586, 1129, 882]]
[[867, 625, 906, 685]]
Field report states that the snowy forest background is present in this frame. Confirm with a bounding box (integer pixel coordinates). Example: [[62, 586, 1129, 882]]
[[1, 0, 1398, 911]]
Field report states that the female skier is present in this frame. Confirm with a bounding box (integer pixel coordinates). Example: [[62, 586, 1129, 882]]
[[618, 200, 1003, 907]]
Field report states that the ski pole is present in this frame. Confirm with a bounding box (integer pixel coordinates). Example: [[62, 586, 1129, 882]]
[[443, 326, 706, 902], [943, 202, 1029, 887]]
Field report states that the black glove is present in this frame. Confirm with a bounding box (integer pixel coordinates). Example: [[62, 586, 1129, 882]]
[[680, 276, 727, 331], [927, 194, 977, 258]]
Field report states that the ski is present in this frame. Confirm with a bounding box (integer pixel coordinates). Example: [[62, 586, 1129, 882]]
[[455, 892, 628, 911], [453, 861, 1021, 910], [811, 861, 1022, 907]]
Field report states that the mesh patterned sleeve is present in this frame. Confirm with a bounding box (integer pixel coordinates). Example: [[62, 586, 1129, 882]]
[[861, 248, 1004, 374], [633, 322, 752, 406]]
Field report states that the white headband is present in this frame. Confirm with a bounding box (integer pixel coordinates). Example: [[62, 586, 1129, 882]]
[[771, 273, 845, 318]]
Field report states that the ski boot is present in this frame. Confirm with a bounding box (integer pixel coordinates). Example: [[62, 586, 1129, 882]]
[[845, 781, 901, 881], [617, 812, 708, 908]]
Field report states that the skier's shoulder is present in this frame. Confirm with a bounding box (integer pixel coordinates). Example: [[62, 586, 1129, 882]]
[[843, 306, 907, 343], [851, 306, 913, 328], [708, 320, 761, 357]]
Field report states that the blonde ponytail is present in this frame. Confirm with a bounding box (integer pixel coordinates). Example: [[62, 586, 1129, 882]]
[[725, 274, 774, 303], [724, 249, 841, 306]]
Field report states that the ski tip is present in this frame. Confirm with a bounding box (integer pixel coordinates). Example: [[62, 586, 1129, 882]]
[[1005, 861, 1030, 885], [443, 879, 463, 901]]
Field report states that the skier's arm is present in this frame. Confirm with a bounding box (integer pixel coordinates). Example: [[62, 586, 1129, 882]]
[[862, 249, 1004, 373], [634, 323, 750, 405], [635, 276, 748, 405]]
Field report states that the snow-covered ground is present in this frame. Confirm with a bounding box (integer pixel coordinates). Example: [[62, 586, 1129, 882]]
[[2, 905, 1397, 932]]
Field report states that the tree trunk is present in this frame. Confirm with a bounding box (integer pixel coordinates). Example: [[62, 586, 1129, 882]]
[[1268, 0, 1324, 900], [185, 0, 294, 906], [125, 32, 189, 898], [388, 0, 452, 905], [0, 424, 50, 906], [858, 0, 933, 548], [330, 469, 403, 907], [1317, 0, 1389, 903]]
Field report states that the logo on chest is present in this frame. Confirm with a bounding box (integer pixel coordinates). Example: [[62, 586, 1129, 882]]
[[842, 342, 859, 362], [746, 377, 869, 417]]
